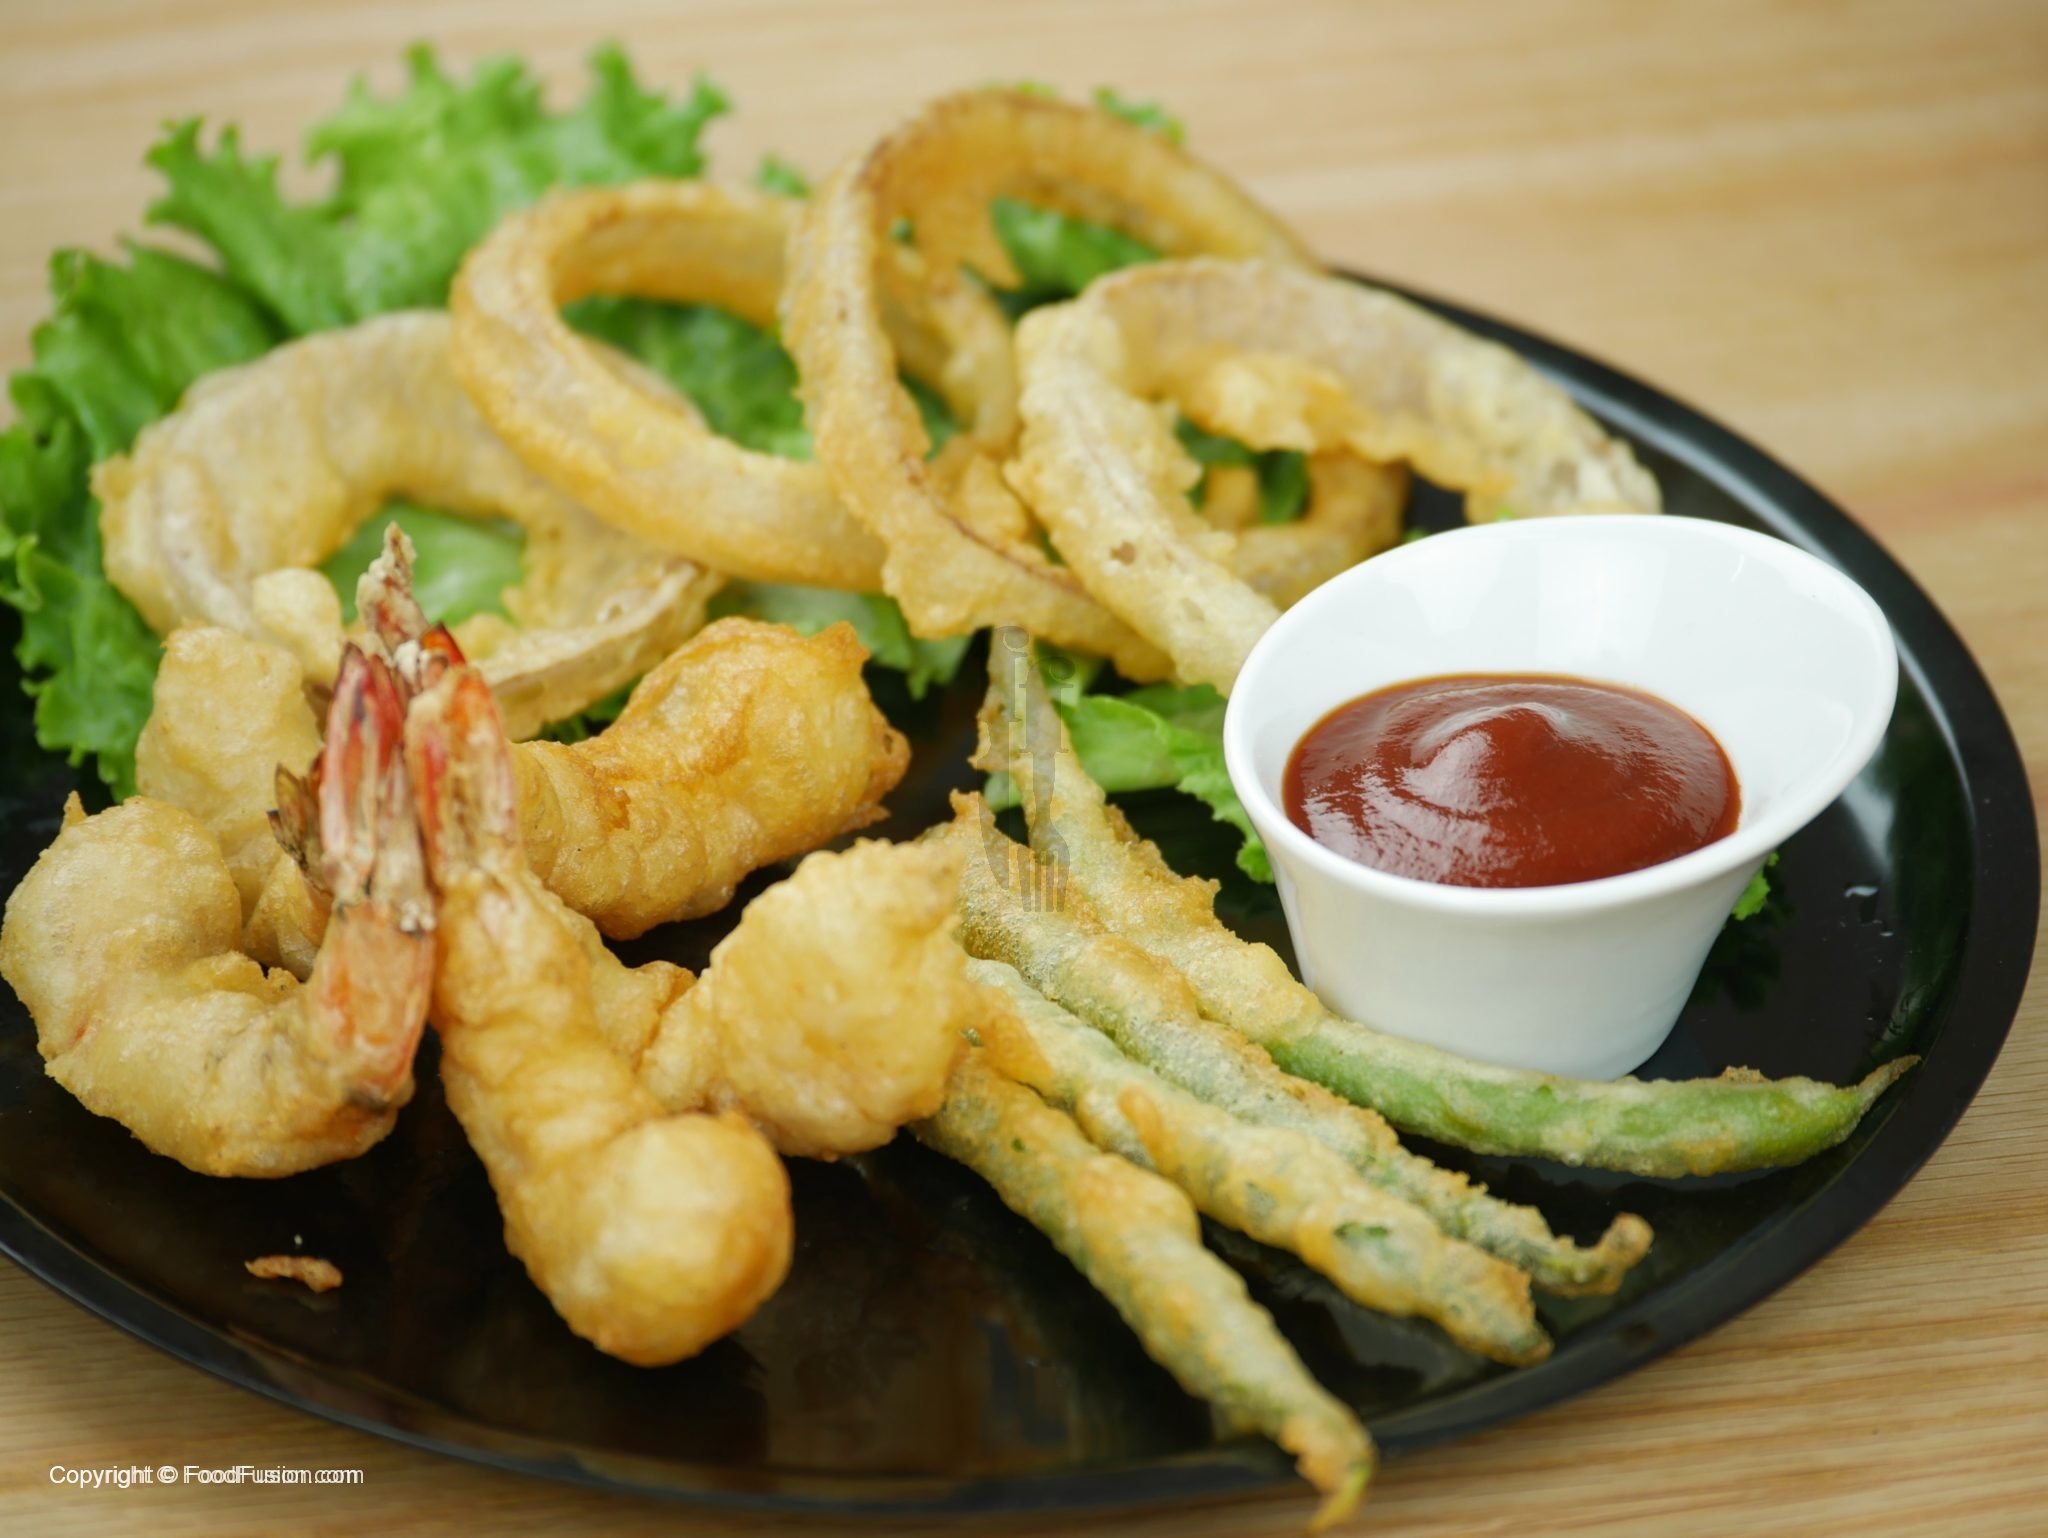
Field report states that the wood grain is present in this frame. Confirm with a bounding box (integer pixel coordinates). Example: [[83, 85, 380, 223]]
[[1, 0, 2043, 1533]]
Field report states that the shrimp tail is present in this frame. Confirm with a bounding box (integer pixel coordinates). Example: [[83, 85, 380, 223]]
[[407, 663, 520, 882], [356, 524, 431, 656], [270, 762, 322, 885], [317, 645, 432, 934], [357, 522, 469, 696]]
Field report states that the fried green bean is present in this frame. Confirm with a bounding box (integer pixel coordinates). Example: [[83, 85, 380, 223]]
[[978, 646, 1917, 1179], [915, 1053, 1373, 1527], [945, 801, 1649, 1295], [970, 958, 1550, 1364]]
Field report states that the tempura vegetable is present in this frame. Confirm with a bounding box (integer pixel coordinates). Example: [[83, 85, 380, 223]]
[[632, 839, 974, 1159], [450, 181, 888, 588], [983, 647, 1916, 1177], [94, 310, 717, 734], [946, 797, 1649, 1295], [0, 650, 434, 1177], [1010, 259, 1661, 689], [783, 87, 1316, 671], [971, 958, 1549, 1364], [915, 1053, 1373, 1527]]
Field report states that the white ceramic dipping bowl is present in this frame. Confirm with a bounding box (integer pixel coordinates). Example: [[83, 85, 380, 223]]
[[1223, 515, 1898, 1080]]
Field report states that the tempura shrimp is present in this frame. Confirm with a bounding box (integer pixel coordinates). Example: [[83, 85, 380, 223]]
[[134, 625, 329, 975], [365, 529, 911, 937], [135, 524, 908, 950], [0, 649, 434, 1177], [405, 657, 967, 1362]]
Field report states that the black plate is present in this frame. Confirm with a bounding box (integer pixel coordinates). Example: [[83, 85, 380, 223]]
[[0, 282, 2036, 1518]]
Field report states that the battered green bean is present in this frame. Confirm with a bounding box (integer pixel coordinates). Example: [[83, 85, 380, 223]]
[[915, 1054, 1373, 1527], [945, 801, 1649, 1295], [970, 957, 1550, 1364], [978, 647, 1917, 1179]]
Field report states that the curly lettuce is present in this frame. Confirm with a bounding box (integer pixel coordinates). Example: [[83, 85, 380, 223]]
[[0, 46, 726, 794]]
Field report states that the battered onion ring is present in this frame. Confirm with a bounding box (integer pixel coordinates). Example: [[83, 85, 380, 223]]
[[95, 310, 718, 738], [783, 89, 1317, 675], [1012, 259, 1662, 690], [1204, 452, 1409, 607], [450, 180, 892, 589]]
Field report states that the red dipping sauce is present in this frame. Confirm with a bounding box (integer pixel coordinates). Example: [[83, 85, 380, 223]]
[[1283, 674, 1739, 888]]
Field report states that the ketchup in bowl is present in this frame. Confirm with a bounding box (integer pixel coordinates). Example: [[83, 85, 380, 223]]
[[1283, 674, 1738, 888]]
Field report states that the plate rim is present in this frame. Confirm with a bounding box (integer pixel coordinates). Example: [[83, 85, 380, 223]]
[[1, 274, 2037, 1517]]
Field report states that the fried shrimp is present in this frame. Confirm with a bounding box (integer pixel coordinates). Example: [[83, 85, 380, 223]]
[[630, 838, 974, 1160], [1011, 260, 1661, 689], [915, 1054, 1374, 1528], [0, 649, 434, 1177], [784, 87, 1318, 671], [405, 659, 793, 1365], [93, 309, 717, 735], [362, 527, 911, 937], [406, 652, 968, 1360], [509, 619, 910, 937], [970, 958, 1550, 1365], [983, 639, 1915, 1178], [135, 625, 328, 974]]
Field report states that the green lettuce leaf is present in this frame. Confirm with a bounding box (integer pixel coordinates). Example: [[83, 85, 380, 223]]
[[0, 246, 281, 795], [988, 197, 1160, 306], [1731, 853, 1779, 921], [1173, 418, 1310, 526], [321, 503, 523, 625], [147, 44, 727, 332], [753, 154, 811, 198], [1092, 87, 1185, 145], [987, 680, 1269, 881]]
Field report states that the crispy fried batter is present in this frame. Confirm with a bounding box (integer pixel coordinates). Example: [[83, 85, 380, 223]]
[[408, 662, 794, 1366], [245, 1255, 344, 1292], [916, 1054, 1373, 1526], [450, 181, 887, 589], [637, 840, 972, 1158], [511, 617, 910, 937], [0, 651, 434, 1178], [94, 310, 716, 733], [784, 88, 1317, 672], [1011, 260, 1661, 689], [971, 959, 1548, 1363]]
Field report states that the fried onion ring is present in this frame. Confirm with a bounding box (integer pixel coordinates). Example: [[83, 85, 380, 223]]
[[95, 310, 717, 737], [1208, 452, 1410, 607], [783, 89, 1317, 674], [1012, 259, 1662, 690], [451, 180, 893, 589]]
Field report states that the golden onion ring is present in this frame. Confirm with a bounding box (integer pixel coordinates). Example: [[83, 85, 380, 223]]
[[450, 180, 888, 589], [94, 310, 718, 736], [1012, 259, 1662, 690], [783, 89, 1318, 675], [1226, 453, 1410, 607]]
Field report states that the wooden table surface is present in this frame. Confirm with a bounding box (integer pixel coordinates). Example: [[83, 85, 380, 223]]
[[2, 0, 2043, 1532]]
